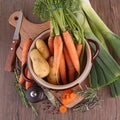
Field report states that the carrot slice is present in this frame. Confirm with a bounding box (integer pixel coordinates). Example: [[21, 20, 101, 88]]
[[59, 105, 67, 113]]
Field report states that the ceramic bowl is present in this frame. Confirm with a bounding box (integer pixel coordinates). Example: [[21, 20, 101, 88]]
[[27, 29, 99, 90]]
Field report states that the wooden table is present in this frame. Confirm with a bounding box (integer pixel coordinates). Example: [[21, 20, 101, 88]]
[[0, 0, 120, 120]]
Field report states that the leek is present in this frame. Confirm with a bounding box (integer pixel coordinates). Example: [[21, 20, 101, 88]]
[[79, 0, 120, 59], [77, 0, 120, 96]]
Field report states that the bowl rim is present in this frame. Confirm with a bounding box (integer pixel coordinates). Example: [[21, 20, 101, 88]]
[[27, 29, 93, 90]]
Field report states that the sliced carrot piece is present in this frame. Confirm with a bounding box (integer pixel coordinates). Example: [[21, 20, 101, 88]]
[[59, 105, 67, 113]]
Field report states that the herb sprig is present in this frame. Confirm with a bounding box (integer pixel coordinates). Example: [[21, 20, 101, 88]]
[[14, 58, 38, 116]]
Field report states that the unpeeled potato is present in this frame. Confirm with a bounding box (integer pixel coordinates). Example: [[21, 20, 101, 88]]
[[36, 38, 50, 59], [47, 56, 59, 85], [30, 49, 50, 78]]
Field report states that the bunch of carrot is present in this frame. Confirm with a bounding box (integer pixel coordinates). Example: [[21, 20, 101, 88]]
[[19, 39, 35, 89], [47, 32, 83, 84], [32, 0, 85, 85]]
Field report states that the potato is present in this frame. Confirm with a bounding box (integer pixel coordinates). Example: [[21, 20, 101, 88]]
[[36, 38, 50, 59], [47, 56, 59, 85], [30, 49, 50, 78]]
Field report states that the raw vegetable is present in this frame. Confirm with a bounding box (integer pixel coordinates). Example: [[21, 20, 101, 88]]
[[19, 39, 33, 84], [76, 43, 83, 59], [21, 39, 33, 65], [59, 53, 67, 84], [19, 74, 25, 84], [48, 36, 54, 55], [33, 0, 85, 82], [30, 49, 50, 78], [63, 45, 75, 83], [53, 35, 63, 76], [59, 105, 67, 113], [36, 38, 50, 59], [77, 0, 120, 96], [62, 31, 80, 74], [79, 0, 120, 59], [25, 70, 34, 90], [61, 89, 78, 105], [47, 56, 59, 85]]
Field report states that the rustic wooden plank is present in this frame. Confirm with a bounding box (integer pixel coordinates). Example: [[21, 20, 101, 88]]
[[0, 0, 120, 120]]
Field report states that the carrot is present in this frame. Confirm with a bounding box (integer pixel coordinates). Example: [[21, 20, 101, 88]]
[[19, 67, 28, 84], [59, 53, 67, 84], [19, 74, 25, 84], [63, 45, 75, 83], [61, 89, 77, 105], [76, 43, 83, 58], [21, 39, 33, 65], [59, 105, 67, 113], [48, 36, 54, 55], [25, 70, 34, 90], [19, 39, 33, 84], [53, 35, 63, 75], [62, 31, 80, 74], [70, 92, 77, 99]]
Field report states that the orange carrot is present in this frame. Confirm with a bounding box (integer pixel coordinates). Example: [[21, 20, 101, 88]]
[[48, 36, 54, 55], [25, 70, 34, 90], [61, 89, 77, 105], [59, 105, 67, 113], [19, 67, 28, 84], [19, 39, 33, 84], [53, 35, 63, 75], [19, 74, 25, 84], [63, 45, 75, 83], [62, 31, 80, 74], [59, 53, 67, 84], [21, 39, 33, 65], [76, 43, 83, 58]]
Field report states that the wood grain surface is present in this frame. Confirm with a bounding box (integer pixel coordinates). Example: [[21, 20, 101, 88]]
[[0, 0, 120, 120]]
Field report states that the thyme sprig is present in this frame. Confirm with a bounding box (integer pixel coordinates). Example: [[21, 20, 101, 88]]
[[73, 86, 102, 112], [14, 58, 38, 116], [73, 96, 102, 112]]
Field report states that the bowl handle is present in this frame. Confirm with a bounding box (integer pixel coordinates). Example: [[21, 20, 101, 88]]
[[21, 62, 34, 83], [87, 39, 100, 63]]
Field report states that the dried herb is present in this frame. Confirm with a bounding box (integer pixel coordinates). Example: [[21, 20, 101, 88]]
[[72, 96, 102, 112], [14, 58, 38, 116], [73, 86, 103, 112], [42, 99, 60, 114], [42, 87, 60, 106]]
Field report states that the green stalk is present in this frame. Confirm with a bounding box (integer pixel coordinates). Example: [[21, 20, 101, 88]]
[[93, 61, 106, 87], [80, 0, 120, 59], [51, 17, 60, 35], [77, 2, 120, 97], [78, 13, 120, 76], [110, 77, 120, 97], [86, 17, 108, 50]]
